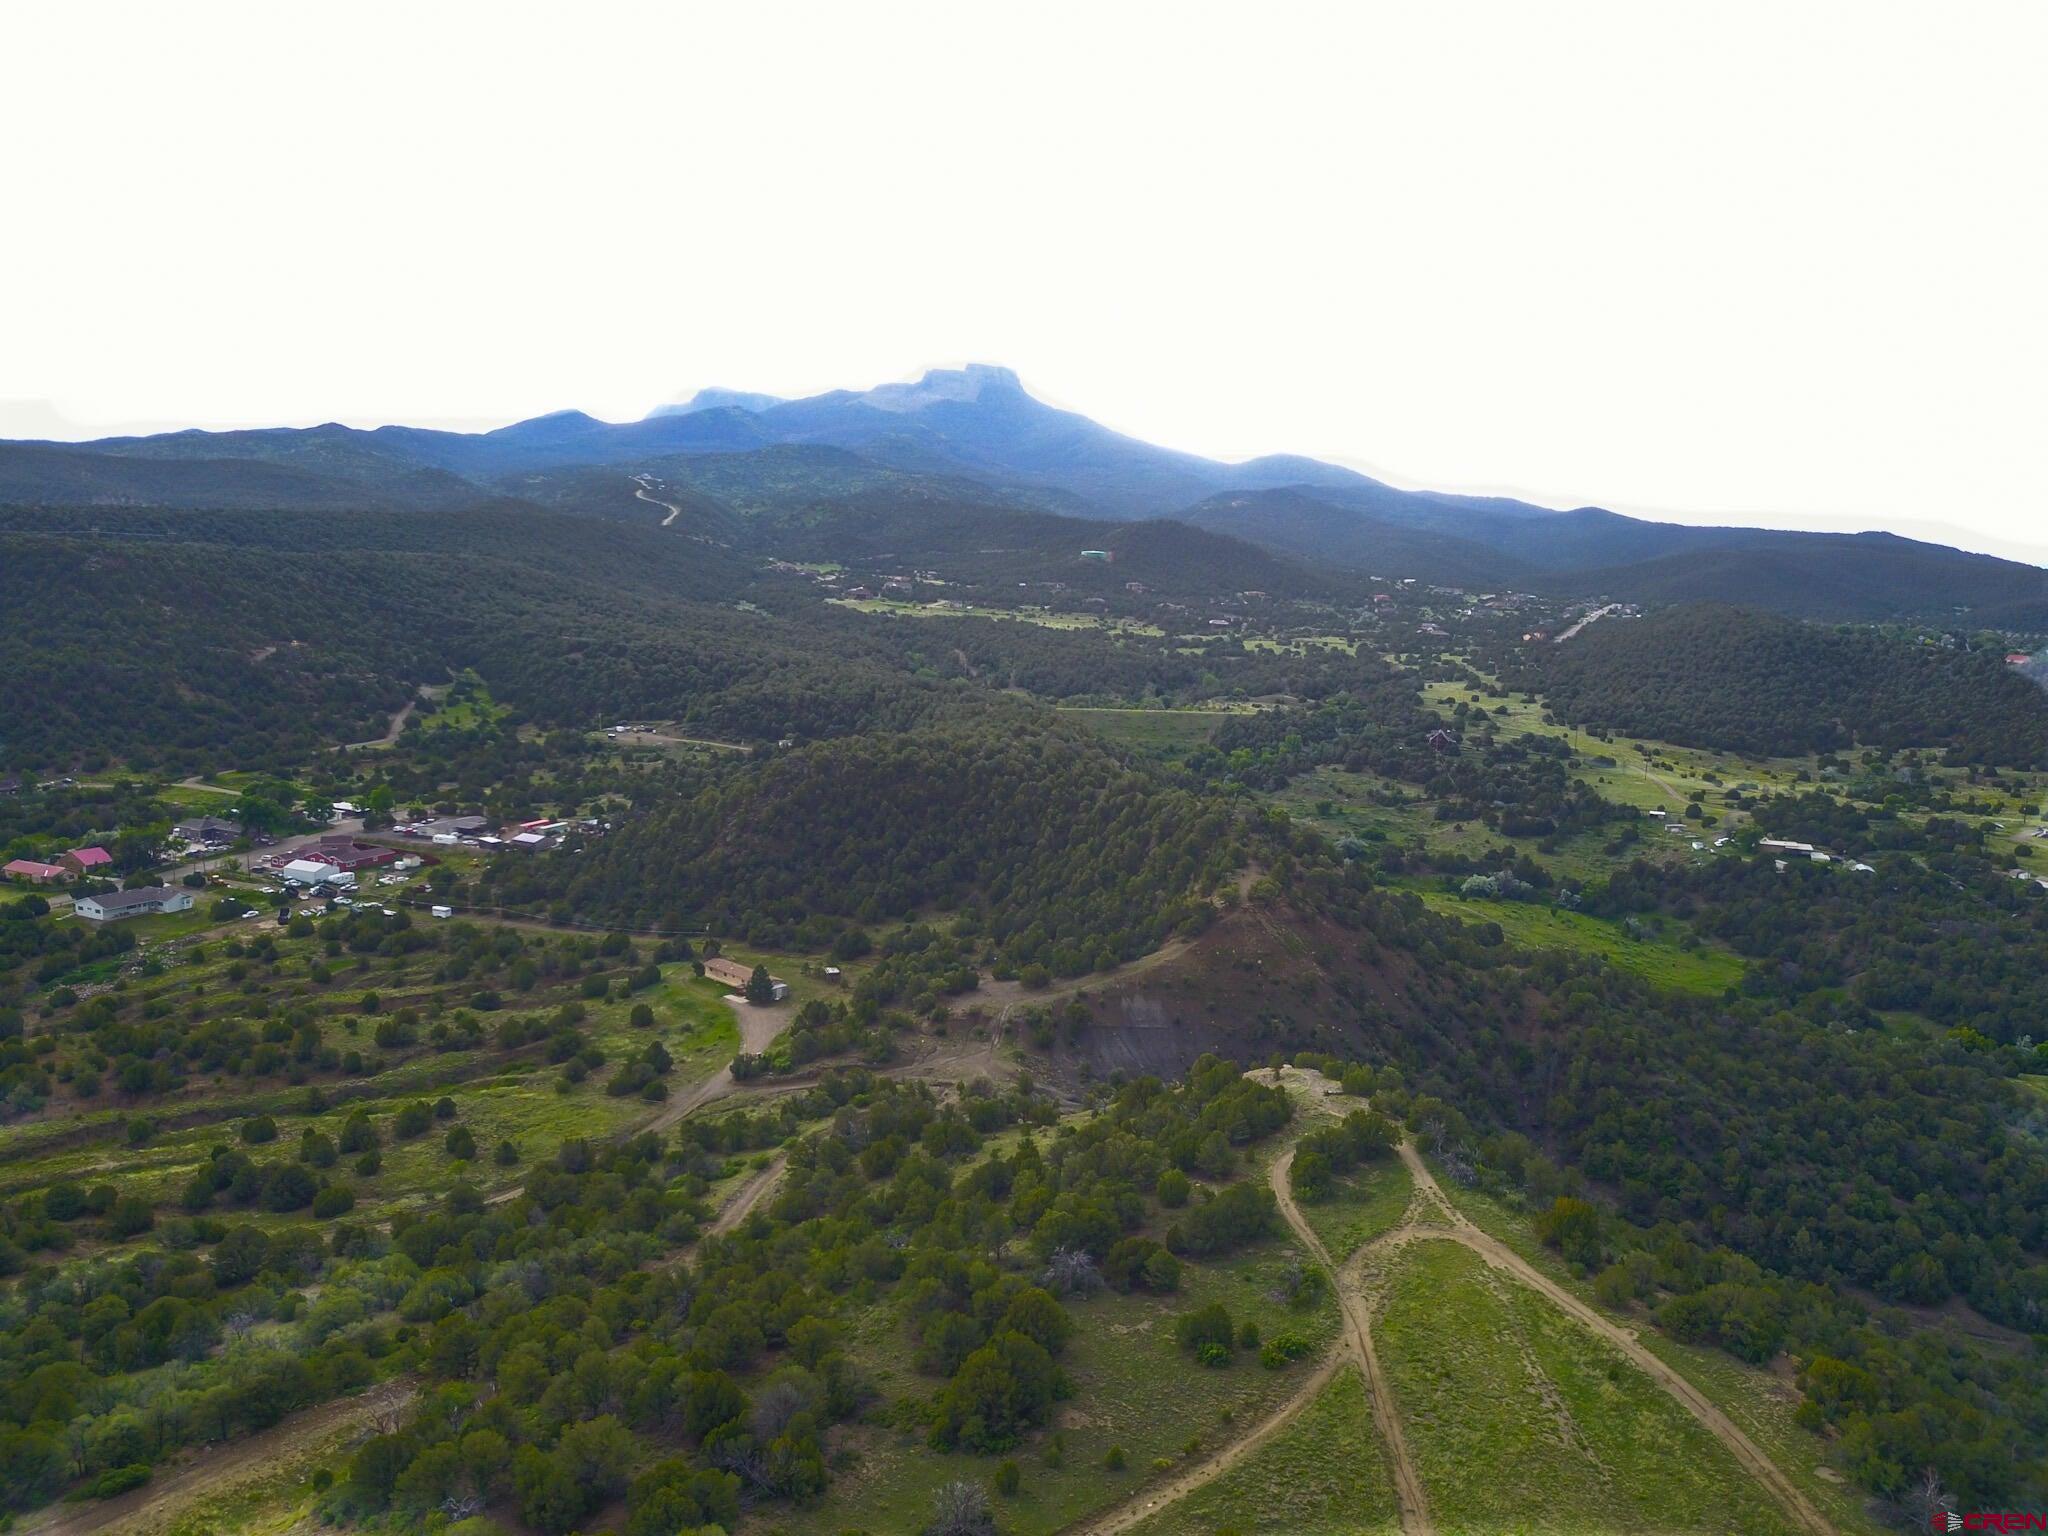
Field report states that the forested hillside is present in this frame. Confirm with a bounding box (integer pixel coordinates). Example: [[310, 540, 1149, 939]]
[[503, 725, 1239, 973], [1508, 604, 2048, 763]]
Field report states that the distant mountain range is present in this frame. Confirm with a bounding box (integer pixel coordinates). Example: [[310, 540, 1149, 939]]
[[5, 364, 2045, 626]]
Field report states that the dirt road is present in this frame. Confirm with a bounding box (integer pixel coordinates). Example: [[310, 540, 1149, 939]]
[[19, 1378, 414, 1536], [1271, 1148, 1433, 1535], [708, 1151, 788, 1237], [1066, 1075, 1833, 1536], [1063, 1352, 1347, 1536], [1389, 1144, 1835, 1536]]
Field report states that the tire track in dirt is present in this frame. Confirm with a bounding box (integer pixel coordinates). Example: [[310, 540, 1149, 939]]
[[707, 1151, 787, 1237]]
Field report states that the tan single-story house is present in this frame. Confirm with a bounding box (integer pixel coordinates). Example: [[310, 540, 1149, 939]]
[[702, 956, 788, 1000]]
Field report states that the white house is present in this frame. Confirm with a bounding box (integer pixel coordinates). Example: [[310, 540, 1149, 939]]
[[1758, 839, 1817, 858], [74, 886, 196, 922]]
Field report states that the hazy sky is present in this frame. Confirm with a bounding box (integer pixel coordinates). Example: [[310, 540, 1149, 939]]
[[5, 3, 2044, 561]]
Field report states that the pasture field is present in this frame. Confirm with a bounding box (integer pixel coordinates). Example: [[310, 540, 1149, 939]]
[[830, 596, 1165, 637], [1294, 1155, 1414, 1264], [0, 908, 757, 1234], [1058, 707, 1236, 762], [1121, 1364, 1400, 1536], [1422, 1168, 1891, 1536], [412, 673, 505, 733], [1374, 1239, 1798, 1535], [1422, 677, 2048, 869], [1408, 888, 1746, 995], [1243, 634, 1359, 656]]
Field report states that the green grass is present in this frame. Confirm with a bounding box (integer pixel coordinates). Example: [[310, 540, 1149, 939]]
[[1375, 1240, 1798, 1535], [1122, 1364, 1400, 1536], [1058, 707, 1239, 762], [1418, 1173, 1894, 1536], [415, 671, 505, 733], [831, 596, 1165, 636], [774, 1230, 1341, 1536], [1243, 634, 1360, 656], [1296, 1156, 1413, 1264], [209, 770, 311, 796], [154, 781, 246, 812], [1408, 889, 1746, 995]]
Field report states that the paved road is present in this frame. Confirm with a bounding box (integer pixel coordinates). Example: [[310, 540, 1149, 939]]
[[1554, 602, 1621, 642]]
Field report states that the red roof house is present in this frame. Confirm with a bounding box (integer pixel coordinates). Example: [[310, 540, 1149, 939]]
[[4, 859, 69, 885], [62, 847, 113, 876]]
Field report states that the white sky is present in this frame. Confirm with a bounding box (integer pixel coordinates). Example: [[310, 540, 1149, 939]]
[[3, 2, 2044, 561]]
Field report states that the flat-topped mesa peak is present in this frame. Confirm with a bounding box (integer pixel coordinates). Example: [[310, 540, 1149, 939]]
[[858, 363, 1027, 413]]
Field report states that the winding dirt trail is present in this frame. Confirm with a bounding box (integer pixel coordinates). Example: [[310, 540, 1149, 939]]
[[708, 1151, 788, 1237], [1272, 1148, 1433, 1535], [351, 695, 416, 749]]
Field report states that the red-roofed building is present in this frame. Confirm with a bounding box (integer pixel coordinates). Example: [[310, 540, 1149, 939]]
[[303, 834, 399, 872], [62, 847, 113, 877], [4, 859, 69, 885]]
